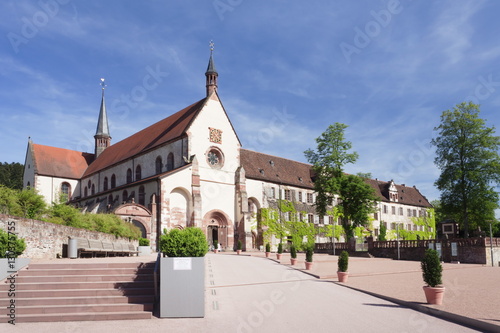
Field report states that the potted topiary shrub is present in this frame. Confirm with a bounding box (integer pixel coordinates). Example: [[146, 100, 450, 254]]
[[159, 227, 208, 317], [138, 237, 151, 256], [337, 250, 349, 282], [290, 244, 297, 265], [305, 244, 314, 270], [237, 240, 242, 255], [265, 243, 271, 258], [421, 248, 445, 305], [277, 242, 283, 260], [213, 240, 218, 253]]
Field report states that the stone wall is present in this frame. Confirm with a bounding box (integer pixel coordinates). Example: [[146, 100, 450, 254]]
[[0, 214, 138, 259], [316, 237, 500, 266]]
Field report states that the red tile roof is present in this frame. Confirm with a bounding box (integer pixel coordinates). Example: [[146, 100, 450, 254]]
[[83, 98, 207, 177], [240, 149, 432, 208], [240, 149, 315, 189], [32, 144, 93, 179]]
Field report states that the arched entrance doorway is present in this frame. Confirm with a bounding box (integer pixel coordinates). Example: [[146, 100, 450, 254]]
[[203, 210, 233, 250], [114, 203, 153, 244]]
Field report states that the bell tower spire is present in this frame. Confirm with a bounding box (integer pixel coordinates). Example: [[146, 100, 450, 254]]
[[205, 40, 218, 96], [94, 78, 111, 158]]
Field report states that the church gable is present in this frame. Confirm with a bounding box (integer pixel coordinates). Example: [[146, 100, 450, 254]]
[[186, 94, 241, 173], [31, 143, 93, 179]]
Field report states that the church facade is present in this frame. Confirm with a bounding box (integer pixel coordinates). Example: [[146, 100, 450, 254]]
[[23, 50, 433, 251]]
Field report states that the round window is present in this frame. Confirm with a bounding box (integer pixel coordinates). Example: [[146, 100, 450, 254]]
[[206, 148, 224, 169]]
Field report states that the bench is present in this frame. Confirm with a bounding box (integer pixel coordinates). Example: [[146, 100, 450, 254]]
[[71, 238, 138, 258]]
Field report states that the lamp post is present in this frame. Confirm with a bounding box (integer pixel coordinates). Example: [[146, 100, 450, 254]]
[[489, 221, 494, 267], [396, 222, 400, 260]]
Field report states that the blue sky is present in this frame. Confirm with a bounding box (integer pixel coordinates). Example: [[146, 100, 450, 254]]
[[1, 0, 500, 203]]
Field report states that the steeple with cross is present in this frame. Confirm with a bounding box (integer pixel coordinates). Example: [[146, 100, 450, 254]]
[[205, 40, 218, 96], [94, 78, 112, 158]]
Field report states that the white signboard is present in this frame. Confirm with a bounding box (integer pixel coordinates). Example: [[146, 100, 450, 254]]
[[173, 257, 192, 271]]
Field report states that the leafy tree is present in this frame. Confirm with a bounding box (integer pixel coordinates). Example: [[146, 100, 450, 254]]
[[16, 188, 46, 219], [305, 123, 358, 217], [0, 162, 24, 190], [431, 102, 500, 237], [336, 174, 378, 239], [0, 185, 20, 215], [305, 123, 378, 239], [379, 223, 387, 241]]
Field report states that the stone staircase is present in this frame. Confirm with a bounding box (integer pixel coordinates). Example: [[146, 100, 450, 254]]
[[0, 261, 155, 323]]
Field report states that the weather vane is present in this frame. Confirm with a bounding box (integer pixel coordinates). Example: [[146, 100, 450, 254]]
[[209, 40, 214, 52], [100, 78, 106, 90]]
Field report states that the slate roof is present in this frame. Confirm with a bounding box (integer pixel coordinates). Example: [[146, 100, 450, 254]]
[[32, 144, 94, 179], [83, 97, 208, 177], [240, 149, 432, 208]]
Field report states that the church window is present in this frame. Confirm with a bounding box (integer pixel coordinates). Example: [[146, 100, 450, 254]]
[[126, 169, 132, 184], [135, 165, 142, 181], [206, 147, 224, 169], [156, 156, 163, 174], [111, 174, 116, 189], [108, 194, 113, 205], [123, 190, 128, 203], [87, 180, 91, 189], [167, 153, 174, 171], [61, 182, 71, 200], [84, 187, 88, 197], [91, 184, 95, 195], [139, 186, 145, 206], [27, 181, 30, 188], [103, 177, 108, 191]]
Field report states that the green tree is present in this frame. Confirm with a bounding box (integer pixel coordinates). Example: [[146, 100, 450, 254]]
[[0, 185, 20, 215], [0, 229, 26, 258], [0, 162, 24, 190], [305, 123, 378, 239], [16, 188, 46, 219], [431, 102, 500, 237]]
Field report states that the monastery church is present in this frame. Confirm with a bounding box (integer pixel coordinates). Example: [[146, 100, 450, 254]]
[[23, 49, 432, 251]]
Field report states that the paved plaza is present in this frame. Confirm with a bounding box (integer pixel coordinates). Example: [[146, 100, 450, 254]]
[[1, 252, 498, 333]]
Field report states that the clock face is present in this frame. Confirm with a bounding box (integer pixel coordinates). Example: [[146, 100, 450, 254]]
[[209, 127, 222, 144]]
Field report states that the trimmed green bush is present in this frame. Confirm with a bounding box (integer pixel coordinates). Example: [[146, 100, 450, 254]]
[[139, 238, 150, 246], [0, 229, 26, 258], [277, 242, 283, 254], [213, 240, 218, 250], [421, 249, 442, 287], [237, 240, 242, 250], [338, 250, 349, 272], [305, 244, 313, 262], [290, 244, 297, 259], [265, 243, 270, 252], [160, 227, 208, 257]]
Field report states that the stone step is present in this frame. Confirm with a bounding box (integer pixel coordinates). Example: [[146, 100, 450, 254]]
[[19, 268, 152, 276], [27, 262, 154, 270], [0, 302, 153, 315], [0, 295, 154, 307], [13, 274, 154, 283], [0, 280, 154, 291], [10, 311, 152, 323], [8, 287, 155, 298]]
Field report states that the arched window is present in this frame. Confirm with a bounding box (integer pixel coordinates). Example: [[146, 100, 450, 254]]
[[61, 182, 71, 201], [135, 165, 142, 181], [156, 156, 163, 174], [108, 194, 113, 205], [139, 186, 145, 205], [167, 153, 174, 171], [103, 177, 108, 191], [123, 190, 128, 203], [91, 184, 95, 195], [26, 181, 30, 188], [84, 187, 88, 197], [111, 174, 116, 188], [126, 168, 132, 184]]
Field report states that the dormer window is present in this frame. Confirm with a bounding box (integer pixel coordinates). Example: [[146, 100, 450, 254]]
[[269, 160, 274, 166]]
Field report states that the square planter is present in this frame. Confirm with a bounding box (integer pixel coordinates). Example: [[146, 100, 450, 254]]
[[160, 257, 205, 318]]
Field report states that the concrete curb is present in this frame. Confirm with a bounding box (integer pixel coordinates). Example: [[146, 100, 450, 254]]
[[334, 282, 500, 333]]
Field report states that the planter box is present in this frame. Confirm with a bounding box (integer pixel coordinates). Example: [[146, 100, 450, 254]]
[[138, 246, 152, 256], [160, 257, 205, 318]]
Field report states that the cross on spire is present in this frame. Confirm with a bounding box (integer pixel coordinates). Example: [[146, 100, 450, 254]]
[[209, 40, 214, 53], [100, 78, 106, 90]]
